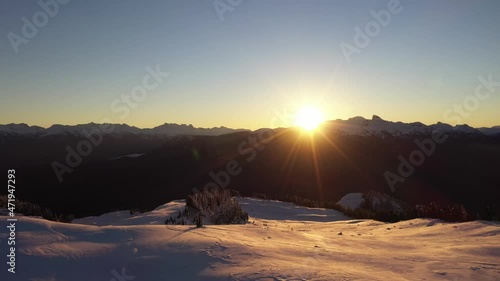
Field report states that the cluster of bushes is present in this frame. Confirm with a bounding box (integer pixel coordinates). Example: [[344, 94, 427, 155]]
[[0, 195, 74, 223], [129, 207, 151, 216], [165, 188, 248, 227], [187, 188, 248, 225], [354, 191, 417, 222], [165, 209, 191, 226], [476, 205, 500, 221], [415, 202, 470, 222]]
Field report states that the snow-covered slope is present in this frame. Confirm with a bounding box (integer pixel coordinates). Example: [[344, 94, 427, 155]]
[[337, 193, 364, 210], [240, 197, 351, 222], [73, 200, 186, 226], [1, 197, 498, 280]]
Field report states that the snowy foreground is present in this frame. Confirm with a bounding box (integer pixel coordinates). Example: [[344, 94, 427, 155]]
[[1, 198, 499, 281]]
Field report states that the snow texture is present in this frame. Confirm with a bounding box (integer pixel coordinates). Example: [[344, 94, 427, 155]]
[[1, 197, 499, 280]]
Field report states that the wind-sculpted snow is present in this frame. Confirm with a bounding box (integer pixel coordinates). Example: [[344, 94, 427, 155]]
[[239, 197, 350, 222], [1, 198, 499, 280]]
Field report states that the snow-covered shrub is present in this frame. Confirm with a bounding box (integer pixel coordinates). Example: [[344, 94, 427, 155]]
[[186, 188, 248, 225]]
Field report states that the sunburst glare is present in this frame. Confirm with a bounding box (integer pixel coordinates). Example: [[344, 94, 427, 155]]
[[294, 106, 325, 131]]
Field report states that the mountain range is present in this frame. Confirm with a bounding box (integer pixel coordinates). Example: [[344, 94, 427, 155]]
[[1, 115, 500, 137], [0, 122, 247, 137], [1, 115, 499, 218]]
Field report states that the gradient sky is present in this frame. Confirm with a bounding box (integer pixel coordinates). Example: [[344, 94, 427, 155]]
[[1, 0, 499, 129]]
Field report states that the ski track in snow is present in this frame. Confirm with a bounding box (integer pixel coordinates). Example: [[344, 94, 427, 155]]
[[0, 197, 499, 280]]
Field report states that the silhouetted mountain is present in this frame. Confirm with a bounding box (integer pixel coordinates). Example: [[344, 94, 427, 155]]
[[0, 122, 247, 137], [478, 126, 500, 136], [1, 117, 498, 138], [0, 117, 499, 218]]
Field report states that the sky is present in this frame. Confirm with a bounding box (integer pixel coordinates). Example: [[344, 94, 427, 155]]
[[1, 0, 499, 130]]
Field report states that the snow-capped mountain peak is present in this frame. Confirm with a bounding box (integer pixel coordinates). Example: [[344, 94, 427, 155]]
[[1, 117, 498, 138], [323, 115, 492, 136]]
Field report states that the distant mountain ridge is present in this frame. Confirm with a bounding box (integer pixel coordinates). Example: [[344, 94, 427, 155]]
[[0, 122, 248, 137], [323, 115, 499, 137], [1, 116, 499, 218], [1, 115, 499, 137]]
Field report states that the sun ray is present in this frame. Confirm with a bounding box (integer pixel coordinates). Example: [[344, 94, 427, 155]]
[[316, 130, 367, 181], [309, 133, 324, 200], [278, 133, 303, 186]]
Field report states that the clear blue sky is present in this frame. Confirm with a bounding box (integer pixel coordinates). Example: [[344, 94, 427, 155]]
[[1, 0, 499, 129]]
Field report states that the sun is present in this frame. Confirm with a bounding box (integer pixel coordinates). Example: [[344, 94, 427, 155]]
[[294, 106, 325, 131]]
